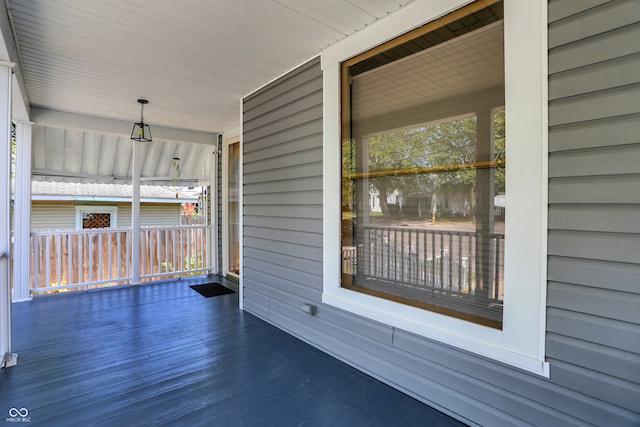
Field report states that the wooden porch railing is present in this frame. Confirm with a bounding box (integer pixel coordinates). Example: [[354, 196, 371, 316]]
[[29, 225, 212, 295]]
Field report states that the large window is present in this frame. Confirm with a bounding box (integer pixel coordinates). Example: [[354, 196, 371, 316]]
[[340, 6, 507, 327], [323, 0, 548, 375]]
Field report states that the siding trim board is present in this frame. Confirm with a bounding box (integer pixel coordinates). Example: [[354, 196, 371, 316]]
[[241, 0, 640, 425]]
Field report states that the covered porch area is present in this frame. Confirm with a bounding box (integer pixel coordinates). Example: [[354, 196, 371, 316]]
[[0, 276, 462, 426]]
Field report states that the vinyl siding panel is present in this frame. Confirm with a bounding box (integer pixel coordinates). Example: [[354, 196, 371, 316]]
[[548, 281, 640, 325], [117, 204, 182, 227], [546, 334, 640, 383], [547, 308, 640, 354], [549, 174, 640, 204], [548, 53, 640, 99], [548, 230, 640, 264], [31, 203, 75, 230], [241, 3, 640, 425], [546, 0, 640, 423], [548, 114, 640, 152], [548, 83, 640, 126], [548, 205, 640, 233], [547, 0, 640, 49], [549, 22, 640, 75], [242, 57, 324, 327], [549, 143, 640, 177], [548, 0, 611, 22], [548, 256, 639, 294]]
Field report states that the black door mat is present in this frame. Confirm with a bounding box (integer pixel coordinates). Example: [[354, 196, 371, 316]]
[[189, 283, 235, 298]]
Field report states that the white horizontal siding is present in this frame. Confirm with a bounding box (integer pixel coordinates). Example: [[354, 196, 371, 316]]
[[31, 202, 181, 230], [31, 204, 75, 230], [117, 204, 182, 227]]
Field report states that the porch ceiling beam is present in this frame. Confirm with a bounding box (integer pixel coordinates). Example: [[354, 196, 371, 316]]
[[31, 168, 207, 184], [30, 107, 218, 146]]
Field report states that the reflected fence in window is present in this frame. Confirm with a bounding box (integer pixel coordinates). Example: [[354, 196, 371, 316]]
[[343, 225, 504, 303], [29, 225, 212, 295]]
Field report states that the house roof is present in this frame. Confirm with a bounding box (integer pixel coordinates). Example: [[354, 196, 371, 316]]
[[29, 181, 199, 204]]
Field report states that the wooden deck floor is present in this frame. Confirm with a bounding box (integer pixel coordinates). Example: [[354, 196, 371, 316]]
[[1, 276, 466, 426]]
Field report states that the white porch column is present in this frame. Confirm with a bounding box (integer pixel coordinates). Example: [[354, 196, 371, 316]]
[[0, 60, 17, 367], [131, 140, 142, 285], [13, 120, 32, 302]]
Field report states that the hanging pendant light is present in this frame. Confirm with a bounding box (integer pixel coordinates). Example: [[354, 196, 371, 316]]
[[130, 99, 152, 142]]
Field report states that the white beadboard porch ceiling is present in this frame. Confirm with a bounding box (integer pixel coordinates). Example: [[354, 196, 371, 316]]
[[31, 125, 213, 186], [7, 0, 416, 134]]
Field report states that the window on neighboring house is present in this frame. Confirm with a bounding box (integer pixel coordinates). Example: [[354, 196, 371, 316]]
[[75, 206, 117, 229], [323, 0, 548, 375]]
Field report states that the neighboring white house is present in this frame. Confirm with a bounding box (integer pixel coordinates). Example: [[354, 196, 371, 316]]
[[27, 181, 198, 230]]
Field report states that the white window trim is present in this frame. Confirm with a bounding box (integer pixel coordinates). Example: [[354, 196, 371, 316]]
[[74, 205, 118, 229], [322, 0, 549, 376]]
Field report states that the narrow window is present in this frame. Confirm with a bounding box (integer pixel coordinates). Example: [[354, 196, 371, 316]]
[[224, 138, 241, 278]]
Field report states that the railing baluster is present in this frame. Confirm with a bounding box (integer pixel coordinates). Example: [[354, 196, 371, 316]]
[[421, 229, 426, 286], [67, 234, 73, 286], [78, 233, 83, 285], [494, 236, 501, 300], [33, 236, 39, 291], [448, 232, 452, 291], [141, 230, 147, 276], [116, 231, 121, 281], [179, 228, 183, 274], [188, 228, 192, 272], [98, 232, 103, 283], [202, 227, 207, 271], [125, 231, 130, 280], [155, 230, 160, 275], [56, 234, 62, 288], [438, 232, 443, 289], [400, 229, 405, 282], [45, 235, 51, 290], [370, 230, 380, 276], [172, 229, 177, 274], [164, 229, 170, 274], [387, 229, 391, 279], [88, 233, 94, 285], [430, 231, 435, 289]]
